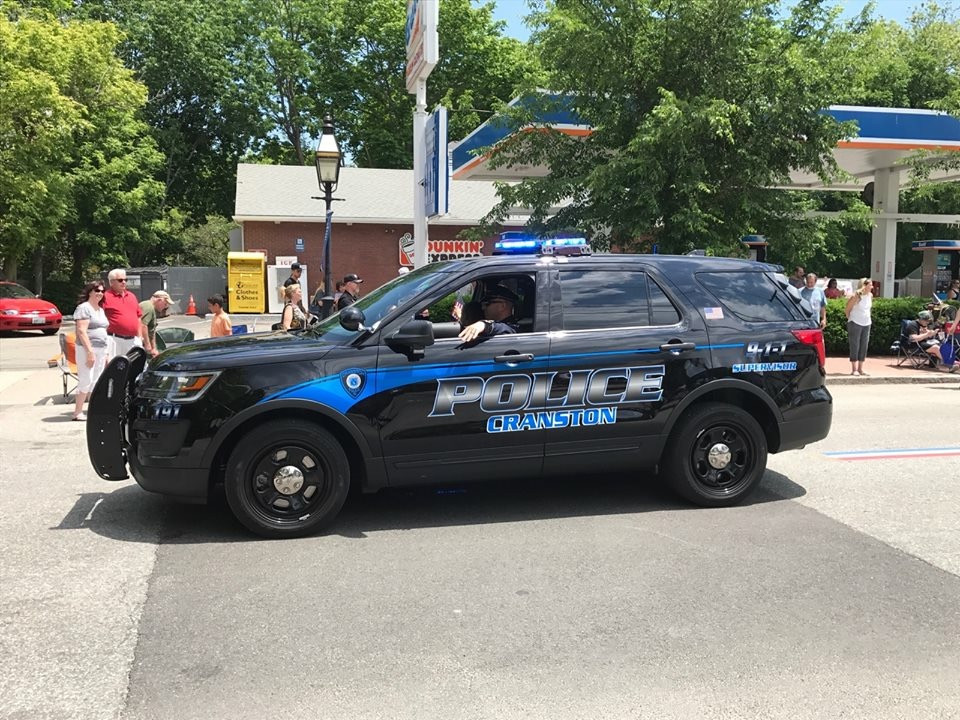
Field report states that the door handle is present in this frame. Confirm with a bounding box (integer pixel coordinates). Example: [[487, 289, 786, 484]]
[[659, 341, 696, 352], [495, 353, 535, 363]]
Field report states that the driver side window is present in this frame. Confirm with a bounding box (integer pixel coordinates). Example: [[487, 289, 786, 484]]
[[417, 274, 537, 337]]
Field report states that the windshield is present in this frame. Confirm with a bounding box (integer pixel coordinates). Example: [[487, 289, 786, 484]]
[[305, 263, 454, 343], [0, 283, 36, 300]]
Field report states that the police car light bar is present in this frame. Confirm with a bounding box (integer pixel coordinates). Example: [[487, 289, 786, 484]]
[[493, 234, 591, 256], [541, 237, 591, 256]]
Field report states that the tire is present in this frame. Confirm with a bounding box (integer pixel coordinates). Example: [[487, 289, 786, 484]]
[[661, 402, 767, 507], [42, 328, 57, 335], [224, 420, 350, 538]]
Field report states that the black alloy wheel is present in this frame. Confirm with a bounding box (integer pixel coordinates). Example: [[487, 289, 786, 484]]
[[663, 402, 767, 507], [225, 420, 350, 538]]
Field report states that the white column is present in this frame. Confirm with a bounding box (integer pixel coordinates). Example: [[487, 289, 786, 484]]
[[413, 79, 429, 269], [870, 168, 900, 298]]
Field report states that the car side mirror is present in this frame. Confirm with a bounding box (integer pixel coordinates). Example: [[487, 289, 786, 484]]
[[386, 319, 435, 360], [339, 306, 366, 331]]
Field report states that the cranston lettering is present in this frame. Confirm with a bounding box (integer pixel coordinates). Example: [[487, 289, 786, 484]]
[[487, 407, 617, 434], [430, 365, 664, 433]]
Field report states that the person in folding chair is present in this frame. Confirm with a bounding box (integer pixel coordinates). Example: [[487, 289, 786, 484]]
[[903, 310, 956, 372]]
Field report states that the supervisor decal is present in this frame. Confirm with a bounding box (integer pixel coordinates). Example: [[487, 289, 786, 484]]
[[732, 362, 797, 373], [430, 365, 665, 434]]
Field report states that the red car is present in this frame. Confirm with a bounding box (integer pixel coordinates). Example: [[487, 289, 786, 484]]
[[0, 281, 63, 335]]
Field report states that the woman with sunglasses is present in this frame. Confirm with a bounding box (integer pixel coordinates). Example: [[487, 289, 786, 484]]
[[71, 281, 112, 421], [844, 277, 873, 377]]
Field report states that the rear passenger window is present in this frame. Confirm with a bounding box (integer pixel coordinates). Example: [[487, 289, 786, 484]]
[[560, 270, 648, 330], [697, 272, 797, 322], [649, 277, 681, 325], [559, 270, 679, 330]]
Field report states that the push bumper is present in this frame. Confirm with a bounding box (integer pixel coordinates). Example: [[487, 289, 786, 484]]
[[87, 349, 147, 480]]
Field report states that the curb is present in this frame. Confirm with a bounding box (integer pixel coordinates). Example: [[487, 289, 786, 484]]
[[826, 374, 960, 385]]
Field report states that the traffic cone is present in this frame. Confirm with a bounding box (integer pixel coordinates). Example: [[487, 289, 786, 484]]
[[186, 295, 196, 315]]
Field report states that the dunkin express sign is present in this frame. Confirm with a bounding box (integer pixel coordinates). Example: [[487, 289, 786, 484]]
[[399, 233, 484, 266]]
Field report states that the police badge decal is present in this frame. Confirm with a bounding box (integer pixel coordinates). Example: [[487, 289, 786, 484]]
[[340, 369, 367, 398]]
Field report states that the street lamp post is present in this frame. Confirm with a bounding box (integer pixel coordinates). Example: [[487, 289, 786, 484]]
[[314, 114, 342, 318]]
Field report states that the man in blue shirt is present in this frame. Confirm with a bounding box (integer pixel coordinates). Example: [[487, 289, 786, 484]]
[[800, 273, 827, 329]]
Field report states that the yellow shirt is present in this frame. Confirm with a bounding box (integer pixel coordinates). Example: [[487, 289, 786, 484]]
[[210, 312, 232, 337]]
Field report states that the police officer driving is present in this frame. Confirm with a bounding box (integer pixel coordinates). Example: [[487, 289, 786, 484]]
[[458, 285, 520, 342]]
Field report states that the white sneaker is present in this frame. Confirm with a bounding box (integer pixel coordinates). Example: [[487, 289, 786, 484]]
[[72, 412, 87, 421]]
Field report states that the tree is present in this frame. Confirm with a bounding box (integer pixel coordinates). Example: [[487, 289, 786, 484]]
[[76, 0, 267, 220], [338, 0, 538, 167], [476, 0, 858, 258], [0, 10, 77, 280], [0, 6, 163, 286], [799, 1, 960, 278]]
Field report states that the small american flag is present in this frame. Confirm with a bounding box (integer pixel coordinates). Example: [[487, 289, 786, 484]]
[[704, 307, 724, 320]]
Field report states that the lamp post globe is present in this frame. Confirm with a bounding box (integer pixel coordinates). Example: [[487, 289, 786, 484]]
[[314, 115, 342, 317]]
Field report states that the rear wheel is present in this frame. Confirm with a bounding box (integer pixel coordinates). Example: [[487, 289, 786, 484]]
[[225, 420, 350, 538], [662, 402, 767, 507]]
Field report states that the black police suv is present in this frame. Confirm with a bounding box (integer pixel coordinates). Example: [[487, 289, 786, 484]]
[[87, 239, 832, 538]]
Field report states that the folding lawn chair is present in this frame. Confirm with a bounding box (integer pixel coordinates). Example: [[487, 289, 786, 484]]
[[892, 319, 934, 369], [56, 332, 79, 398]]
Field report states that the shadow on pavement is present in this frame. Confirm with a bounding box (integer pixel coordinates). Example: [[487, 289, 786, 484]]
[[63, 469, 806, 546], [40, 413, 78, 422]]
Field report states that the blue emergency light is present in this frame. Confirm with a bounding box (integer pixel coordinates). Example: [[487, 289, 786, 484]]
[[493, 233, 591, 256], [494, 238, 540, 254], [542, 237, 588, 249]]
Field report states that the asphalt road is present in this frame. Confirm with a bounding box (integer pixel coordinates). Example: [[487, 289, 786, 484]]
[[1, 325, 958, 720]]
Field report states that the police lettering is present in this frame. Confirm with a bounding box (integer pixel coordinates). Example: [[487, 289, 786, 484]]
[[429, 365, 664, 417]]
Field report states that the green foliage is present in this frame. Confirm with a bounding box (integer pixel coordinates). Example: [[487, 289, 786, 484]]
[[836, 2, 960, 180], [76, 0, 268, 219], [39, 278, 82, 317], [0, 7, 164, 283], [477, 0, 855, 257], [337, 0, 539, 168], [823, 297, 959, 356], [427, 292, 458, 322], [170, 215, 237, 268]]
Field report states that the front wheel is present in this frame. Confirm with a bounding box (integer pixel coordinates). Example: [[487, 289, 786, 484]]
[[225, 420, 350, 538], [662, 402, 767, 507]]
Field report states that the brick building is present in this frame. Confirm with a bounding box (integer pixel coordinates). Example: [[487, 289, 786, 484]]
[[233, 164, 524, 300]]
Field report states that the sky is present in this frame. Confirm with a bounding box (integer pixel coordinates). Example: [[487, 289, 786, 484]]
[[489, 0, 921, 41]]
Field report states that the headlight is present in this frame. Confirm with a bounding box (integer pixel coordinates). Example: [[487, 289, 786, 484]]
[[1, 309, 18, 316], [138, 371, 221, 403]]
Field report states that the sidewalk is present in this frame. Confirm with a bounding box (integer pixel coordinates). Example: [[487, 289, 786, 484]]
[[825, 355, 959, 385]]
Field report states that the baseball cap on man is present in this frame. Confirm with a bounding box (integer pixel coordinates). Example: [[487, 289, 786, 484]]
[[290, 262, 301, 271], [482, 285, 519, 305], [917, 310, 934, 322], [343, 273, 364, 284], [152, 290, 172, 302]]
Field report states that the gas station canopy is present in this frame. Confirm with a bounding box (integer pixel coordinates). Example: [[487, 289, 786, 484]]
[[451, 95, 960, 191], [450, 95, 960, 297]]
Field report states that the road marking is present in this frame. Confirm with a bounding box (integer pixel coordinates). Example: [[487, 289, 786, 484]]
[[824, 446, 960, 461]]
